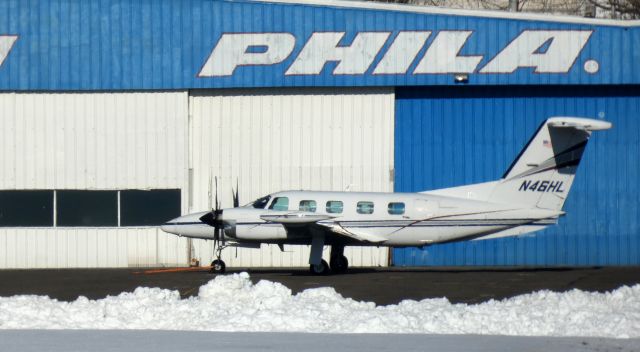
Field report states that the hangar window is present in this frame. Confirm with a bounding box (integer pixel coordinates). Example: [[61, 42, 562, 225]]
[[0, 190, 54, 227], [299, 200, 317, 212], [120, 189, 181, 226], [387, 202, 405, 215], [57, 190, 118, 227], [269, 197, 289, 211], [326, 201, 343, 214], [357, 201, 374, 214]]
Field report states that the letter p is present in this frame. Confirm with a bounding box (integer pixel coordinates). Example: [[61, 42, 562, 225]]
[[199, 33, 295, 77]]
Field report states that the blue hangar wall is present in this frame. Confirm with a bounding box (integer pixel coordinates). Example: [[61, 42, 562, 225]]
[[0, 0, 639, 89], [393, 85, 640, 266], [0, 0, 639, 265]]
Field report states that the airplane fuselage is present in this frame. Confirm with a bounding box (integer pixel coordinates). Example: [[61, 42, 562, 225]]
[[162, 190, 560, 247]]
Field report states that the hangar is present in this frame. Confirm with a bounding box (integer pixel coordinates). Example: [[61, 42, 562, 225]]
[[0, 0, 638, 268]]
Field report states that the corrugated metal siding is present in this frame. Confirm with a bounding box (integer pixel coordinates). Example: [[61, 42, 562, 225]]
[[0, 228, 186, 268], [393, 85, 640, 266], [0, 92, 187, 190], [0, 92, 189, 268], [0, 0, 638, 90], [189, 87, 394, 267]]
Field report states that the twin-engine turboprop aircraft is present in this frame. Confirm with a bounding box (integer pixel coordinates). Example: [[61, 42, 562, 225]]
[[161, 117, 611, 275]]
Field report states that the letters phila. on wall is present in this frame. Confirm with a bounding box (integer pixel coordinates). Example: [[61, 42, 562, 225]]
[[0, 35, 17, 68], [198, 30, 594, 77]]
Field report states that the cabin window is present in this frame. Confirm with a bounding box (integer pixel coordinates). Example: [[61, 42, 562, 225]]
[[252, 195, 271, 209], [299, 200, 317, 212], [269, 197, 289, 211], [357, 201, 374, 214], [388, 202, 405, 215], [326, 201, 343, 214]]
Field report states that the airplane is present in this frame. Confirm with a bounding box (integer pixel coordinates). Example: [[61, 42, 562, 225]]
[[161, 117, 612, 275]]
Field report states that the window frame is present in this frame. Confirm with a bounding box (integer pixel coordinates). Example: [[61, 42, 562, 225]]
[[299, 200, 317, 212], [56, 190, 118, 227], [387, 202, 406, 215], [325, 200, 344, 214], [0, 190, 54, 227], [268, 197, 290, 211], [356, 201, 375, 215], [120, 189, 181, 227]]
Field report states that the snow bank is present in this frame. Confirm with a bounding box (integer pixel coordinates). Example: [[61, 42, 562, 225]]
[[0, 273, 638, 337]]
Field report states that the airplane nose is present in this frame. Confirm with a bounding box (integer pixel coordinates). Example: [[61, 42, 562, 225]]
[[160, 219, 178, 234]]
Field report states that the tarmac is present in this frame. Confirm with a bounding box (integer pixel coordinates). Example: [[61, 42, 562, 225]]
[[0, 266, 639, 305]]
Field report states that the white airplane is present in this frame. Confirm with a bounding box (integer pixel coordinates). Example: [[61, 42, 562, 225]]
[[161, 117, 611, 275]]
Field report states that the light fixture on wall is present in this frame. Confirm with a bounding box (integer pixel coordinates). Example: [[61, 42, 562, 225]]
[[453, 73, 469, 83]]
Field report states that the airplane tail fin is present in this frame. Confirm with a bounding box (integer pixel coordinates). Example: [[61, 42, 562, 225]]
[[489, 117, 611, 211]]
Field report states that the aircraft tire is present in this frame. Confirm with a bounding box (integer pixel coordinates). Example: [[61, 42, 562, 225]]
[[309, 259, 330, 275], [330, 255, 349, 274], [211, 259, 226, 274]]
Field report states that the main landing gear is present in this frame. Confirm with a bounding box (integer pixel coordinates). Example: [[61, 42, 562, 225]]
[[309, 245, 349, 275]]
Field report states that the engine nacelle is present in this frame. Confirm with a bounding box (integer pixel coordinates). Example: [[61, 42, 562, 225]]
[[235, 223, 287, 241]]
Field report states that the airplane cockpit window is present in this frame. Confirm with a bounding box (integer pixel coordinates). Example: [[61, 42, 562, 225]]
[[388, 202, 405, 215], [269, 197, 289, 211], [326, 200, 343, 214], [357, 201, 374, 214], [299, 200, 317, 212], [251, 195, 271, 209]]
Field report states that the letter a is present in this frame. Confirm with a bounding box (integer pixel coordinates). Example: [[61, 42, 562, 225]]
[[480, 30, 592, 73]]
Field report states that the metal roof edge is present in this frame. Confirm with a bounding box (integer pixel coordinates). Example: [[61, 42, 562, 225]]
[[250, 0, 640, 27]]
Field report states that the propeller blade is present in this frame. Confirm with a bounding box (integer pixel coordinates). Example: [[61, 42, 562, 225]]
[[214, 176, 219, 211], [232, 179, 239, 208]]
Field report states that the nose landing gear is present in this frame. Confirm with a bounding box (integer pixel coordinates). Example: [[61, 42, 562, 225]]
[[210, 243, 228, 274]]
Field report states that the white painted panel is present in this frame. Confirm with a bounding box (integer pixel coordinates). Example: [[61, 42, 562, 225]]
[[0, 228, 188, 269], [0, 92, 190, 268], [0, 92, 188, 190], [189, 87, 394, 268]]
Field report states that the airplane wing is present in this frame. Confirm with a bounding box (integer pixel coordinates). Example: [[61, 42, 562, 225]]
[[260, 211, 387, 243], [315, 221, 388, 243], [260, 212, 334, 224]]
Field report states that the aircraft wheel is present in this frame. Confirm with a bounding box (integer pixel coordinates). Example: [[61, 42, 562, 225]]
[[330, 255, 349, 274], [210, 259, 226, 274], [309, 259, 330, 275]]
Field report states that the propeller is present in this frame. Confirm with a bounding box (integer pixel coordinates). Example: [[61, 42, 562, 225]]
[[199, 177, 240, 256], [199, 177, 225, 250]]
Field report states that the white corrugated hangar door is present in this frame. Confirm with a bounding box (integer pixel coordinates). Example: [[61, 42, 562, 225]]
[[189, 87, 395, 268], [0, 92, 189, 268]]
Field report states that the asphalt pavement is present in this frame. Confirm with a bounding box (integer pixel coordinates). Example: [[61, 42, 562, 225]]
[[0, 266, 638, 305]]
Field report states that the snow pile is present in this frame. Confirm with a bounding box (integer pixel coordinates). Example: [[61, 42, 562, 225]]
[[0, 272, 639, 337]]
